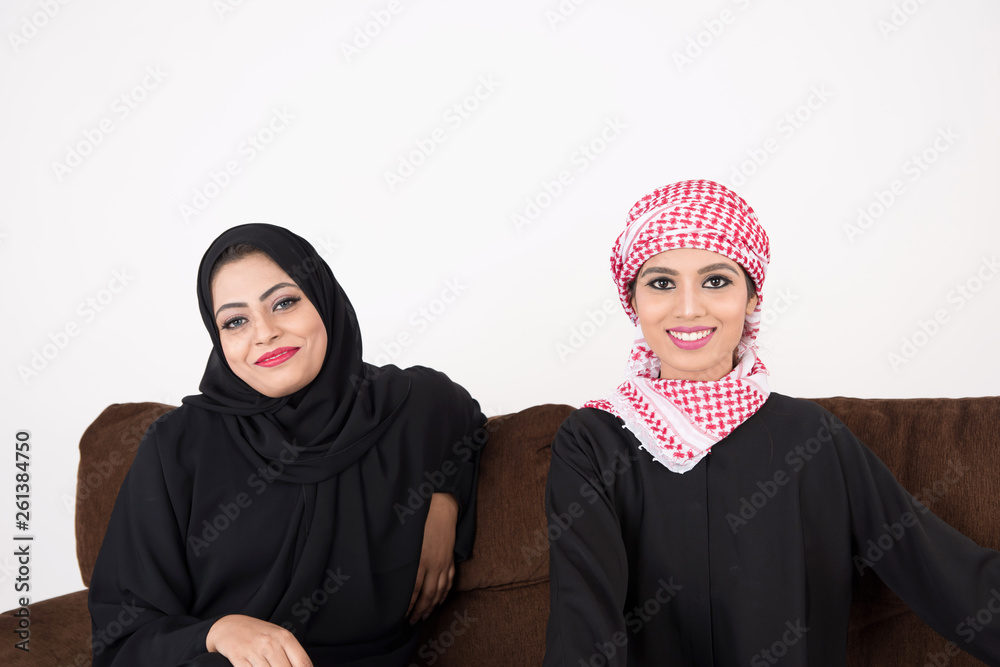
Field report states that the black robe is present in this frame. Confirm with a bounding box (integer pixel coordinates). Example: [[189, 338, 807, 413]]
[[544, 392, 1000, 666], [89, 224, 487, 666], [88, 366, 485, 666]]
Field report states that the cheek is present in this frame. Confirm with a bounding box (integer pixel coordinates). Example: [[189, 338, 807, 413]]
[[219, 334, 251, 370]]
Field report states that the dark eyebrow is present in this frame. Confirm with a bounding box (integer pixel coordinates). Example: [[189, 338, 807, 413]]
[[214, 282, 299, 318], [697, 263, 740, 275], [638, 263, 739, 278]]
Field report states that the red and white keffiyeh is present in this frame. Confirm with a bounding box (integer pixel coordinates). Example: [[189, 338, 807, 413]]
[[584, 179, 772, 474]]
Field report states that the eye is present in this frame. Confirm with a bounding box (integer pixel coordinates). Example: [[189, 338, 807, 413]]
[[274, 296, 301, 311], [647, 277, 674, 290], [704, 275, 733, 289], [221, 316, 247, 331]]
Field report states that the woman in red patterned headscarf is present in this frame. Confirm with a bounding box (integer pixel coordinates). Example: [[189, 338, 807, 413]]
[[543, 180, 1000, 666]]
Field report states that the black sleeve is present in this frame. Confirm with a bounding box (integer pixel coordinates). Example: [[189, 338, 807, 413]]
[[409, 367, 488, 564], [544, 413, 630, 667], [88, 420, 220, 666], [834, 417, 1000, 666]]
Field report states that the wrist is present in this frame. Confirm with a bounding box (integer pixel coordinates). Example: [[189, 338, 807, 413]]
[[431, 492, 458, 518]]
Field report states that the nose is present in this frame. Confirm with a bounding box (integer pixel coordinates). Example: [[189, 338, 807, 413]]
[[254, 315, 281, 344], [674, 282, 706, 319]]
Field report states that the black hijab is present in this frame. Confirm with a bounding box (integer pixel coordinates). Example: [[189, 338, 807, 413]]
[[182, 223, 411, 482], [181, 223, 424, 633]]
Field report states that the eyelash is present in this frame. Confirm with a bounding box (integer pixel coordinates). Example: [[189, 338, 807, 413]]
[[221, 296, 302, 331], [647, 275, 733, 290]]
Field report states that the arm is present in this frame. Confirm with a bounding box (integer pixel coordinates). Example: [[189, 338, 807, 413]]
[[544, 414, 630, 667], [834, 419, 1000, 666], [88, 421, 222, 665], [88, 420, 312, 667], [402, 368, 488, 623], [408, 492, 459, 623]]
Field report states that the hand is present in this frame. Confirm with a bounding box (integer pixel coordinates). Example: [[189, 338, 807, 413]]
[[206, 614, 313, 667], [408, 492, 458, 624]]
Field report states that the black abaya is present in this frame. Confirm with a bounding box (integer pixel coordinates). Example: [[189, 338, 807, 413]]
[[88, 225, 487, 666], [544, 393, 1000, 666]]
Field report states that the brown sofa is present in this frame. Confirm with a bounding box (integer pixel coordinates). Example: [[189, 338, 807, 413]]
[[3, 397, 999, 666]]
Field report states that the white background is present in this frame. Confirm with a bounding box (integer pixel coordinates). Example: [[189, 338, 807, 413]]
[[1, 0, 998, 612]]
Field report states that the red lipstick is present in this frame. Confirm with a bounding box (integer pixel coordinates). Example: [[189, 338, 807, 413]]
[[255, 347, 300, 367]]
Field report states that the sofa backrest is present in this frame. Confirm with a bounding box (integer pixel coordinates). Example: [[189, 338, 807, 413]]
[[75, 402, 174, 587], [810, 396, 1000, 666]]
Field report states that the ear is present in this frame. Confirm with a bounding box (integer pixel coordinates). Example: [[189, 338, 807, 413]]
[[745, 294, 758, 315], [630, 294, 637, 316]]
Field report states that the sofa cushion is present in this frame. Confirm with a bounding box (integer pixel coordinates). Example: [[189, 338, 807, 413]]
[[455, 404, 574, 592]]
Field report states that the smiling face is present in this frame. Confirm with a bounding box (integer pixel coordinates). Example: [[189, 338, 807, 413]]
[[630, 247, 757, 382], [211, 253, 328, 398]]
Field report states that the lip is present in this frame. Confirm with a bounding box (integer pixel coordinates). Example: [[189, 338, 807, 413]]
[[667, 327, 716, 350], [254, 346, 300, 367]]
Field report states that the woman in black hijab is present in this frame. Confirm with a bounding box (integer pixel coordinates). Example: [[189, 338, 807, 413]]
[[88, 224, 487, 666]]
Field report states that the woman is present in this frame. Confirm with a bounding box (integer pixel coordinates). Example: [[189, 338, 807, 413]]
[[88, 224, 487, 666], [543, 180, 1000, 665]]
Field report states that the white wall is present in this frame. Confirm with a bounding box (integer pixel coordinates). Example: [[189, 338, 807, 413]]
[[1, 0, 998, 611]]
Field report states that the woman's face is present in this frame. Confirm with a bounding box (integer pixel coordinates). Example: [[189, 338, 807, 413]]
[[630, 248, 757, 382], [211, 253, 328, 398]]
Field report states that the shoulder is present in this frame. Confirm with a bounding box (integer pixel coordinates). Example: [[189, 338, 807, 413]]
[[552, 407, 632, 460], [755, 392, 845, 433], [750, 392, 867, 469], [402, 364, 462, 392], [399, 365, 480, 413], [558, 406, 625, 436], [134, 404, 226, 471]]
